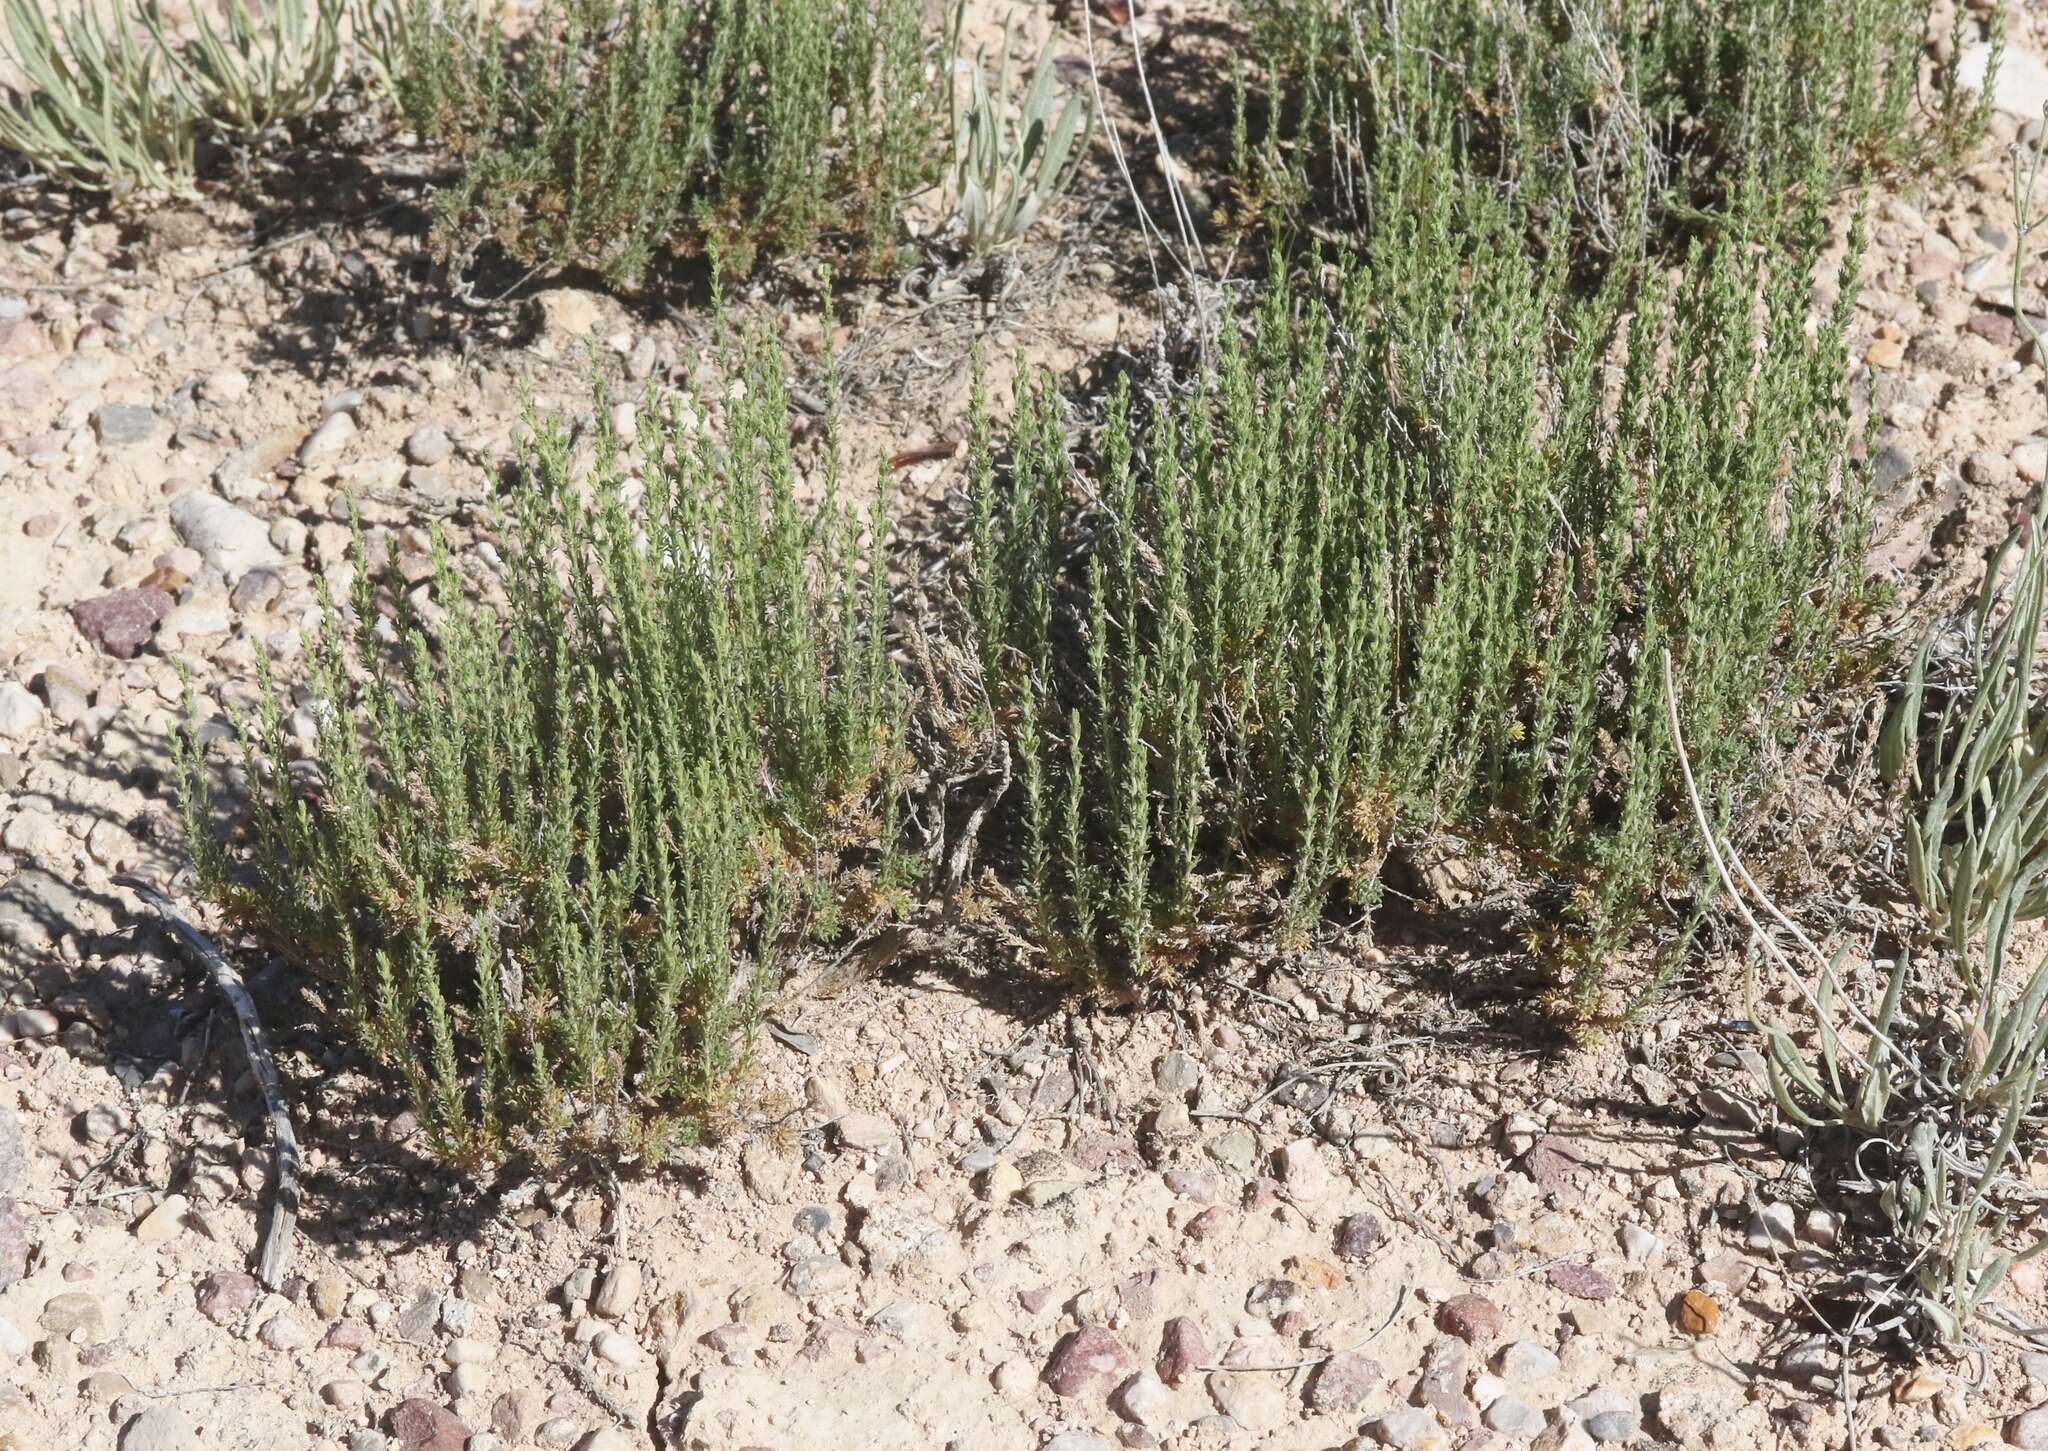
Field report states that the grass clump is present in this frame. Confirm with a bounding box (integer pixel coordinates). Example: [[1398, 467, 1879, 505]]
[[179, 338, 902, 1165], [380, 0, 944, 283], [1732, 493, 2048, 1347], [968, 148, 1872, 1017], [1234, 0, 1993, 253], [0, 0, 344, 195], [949, 10, 1093, 252]]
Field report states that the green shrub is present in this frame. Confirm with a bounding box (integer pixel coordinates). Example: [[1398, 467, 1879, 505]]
[[968, 148, 1873, 1017], [381, 0, 944, 283], [179, 339, 903, 1165], [1235, 0, 1993, 252]]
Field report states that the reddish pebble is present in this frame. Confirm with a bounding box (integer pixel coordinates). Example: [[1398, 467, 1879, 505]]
[[1437, 1293, 1504, 1346], [1155, 1316, 1209, 1387], [1043, 1325, 1132, 1397]]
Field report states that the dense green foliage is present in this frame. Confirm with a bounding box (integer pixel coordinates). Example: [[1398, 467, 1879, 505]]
[[1236, 0, 1993, 251], [180, 342, 901, 1162], [969, 148, 1873, 1015], [380, 0, 944, 282]]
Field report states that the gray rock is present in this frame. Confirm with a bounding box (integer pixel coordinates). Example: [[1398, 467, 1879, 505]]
[[2009, 1407, 2048, 1451], [1203, 1128, 1257, 1174], [94, 403, 157, 446], [229, 568, 283, 612], [1777, 1338, 1830, 1383], [0, 1106, 22, 1197], [1496, 1341, 1559, 1382], [0, 1200, 29, 1292], [1585, 1409, 1640, 1443], [1746, 1202, 1796, 1251], [169, 492, 282, 579], [1154, 1050, 1201, 1097], [404, 424, 453, 466], [393, 1292, 443, 1344], [299, 411, 356, 464], [1483, 1394, 1545, 1439], [40, 1291, 107, 1340], [118, 1405, 199, 1451], [1335, 1210, 1386, 1260], [0, 868, 80, 959]]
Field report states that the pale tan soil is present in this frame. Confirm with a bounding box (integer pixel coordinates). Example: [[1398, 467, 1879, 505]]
[[5, 3, 2048, 1451]]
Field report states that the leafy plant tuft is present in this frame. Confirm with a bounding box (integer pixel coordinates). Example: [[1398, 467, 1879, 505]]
[[180, 337, 902, 1164]]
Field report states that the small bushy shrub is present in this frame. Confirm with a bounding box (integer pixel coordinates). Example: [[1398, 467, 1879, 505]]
[[381, 0, 945, 283], [1236, 0, 1993, 252], [181, 339, 902, 1164], [969, 147, 1873, 1016]]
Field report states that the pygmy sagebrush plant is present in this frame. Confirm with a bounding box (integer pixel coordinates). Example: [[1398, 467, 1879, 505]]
[[380, 0, 945, 283], [1234, 0, 1994, 255], [969, 142, 1874, 1018], [180, 336, 903, 1165]]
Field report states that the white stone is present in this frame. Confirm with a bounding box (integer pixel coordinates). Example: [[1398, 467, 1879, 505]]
[[590, 1261, 642, 1319], [1495, 1340, 1560, 1382], [0, 683, 43, 740], [446, 1336, 495, 1365], [298, 412, 356, 466], [1747, 1202, 1796, 1251], [169, 491, 283, 579], [1111, 1370, 1172, 1427], [592, 1329, 641, 1367], [200, 369, 250, 405], [1960, 43, 2048, 120], [133, 1193, 188, 1244], [1273, 1137, 1333, 1199]]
